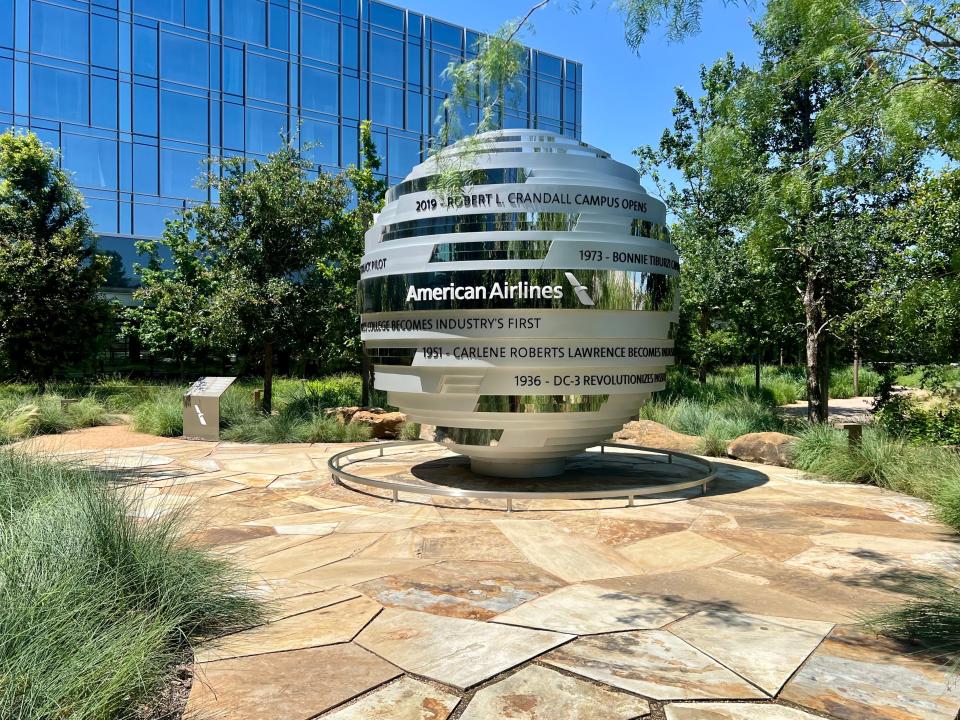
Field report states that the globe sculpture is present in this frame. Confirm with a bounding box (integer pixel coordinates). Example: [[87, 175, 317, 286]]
[[359, 130, 679, 478]]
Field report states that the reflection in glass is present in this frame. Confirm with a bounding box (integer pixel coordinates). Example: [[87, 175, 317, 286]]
[[360, 269, 678, 313], [160, 91, 208, 143], [247, 54, 288, 104], [62, 134, 117, 189], [302, 14, 340, 63], [161, 32, 209, 85], [30, 66, 87, 123], [223, 0, 267, 43], [302, 67, 338, 114], [475, 395, 609, 412], [381, 212, 580, 242], [371, 83, 403, 127], [429, 240, 551, 263], [32, 2, 88, 61]]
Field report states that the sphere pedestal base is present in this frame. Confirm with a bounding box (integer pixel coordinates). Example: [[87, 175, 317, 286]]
[[328, 441, 716, 512], [470, 457, 566, 479]]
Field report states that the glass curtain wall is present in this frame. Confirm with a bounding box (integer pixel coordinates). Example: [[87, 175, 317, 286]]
[[0, 0, 583, 290]]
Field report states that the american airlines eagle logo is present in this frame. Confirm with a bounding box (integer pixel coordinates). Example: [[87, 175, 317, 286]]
[[564, 272, 595, 306]]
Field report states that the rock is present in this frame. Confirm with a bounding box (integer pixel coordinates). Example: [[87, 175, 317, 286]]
[[323, 406, 407, 439], [726, 432, 797, 466], [350, 409, 407, 439], [323, 406, 362, 424], [613, 420, 701, 453]]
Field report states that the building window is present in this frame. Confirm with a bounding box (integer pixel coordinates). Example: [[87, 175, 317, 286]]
[[302, 14, 339, 63], [31, 2, 88, 62], [91, 16, 118, 69], [269, 5, 289, 51], [301, 66, 338, 114], [245, 106, 286, 154], [91, 76, 118, 129], [134, 0, 183, 24], [133, 25, 158, 77], [161, 32, 209, 85], [63, 134, 118, 190], [371, 83, 403, 127], [133, 84, 158, 135], [341, 75, 359, 118], [160, 91, 208, 144], [387, 135, 419, 177], [160, 147, 205, 200], [223, 47, 243, 95], [370, 1, 403, 30], [30, 65, 88, 123], [371, 34, 403, 79], [247, 54, 287, 104], [300, 119, 338, 165], [223, 0, 266, 44], [133, 143, 159, 195], [537, 81, 561, 119]]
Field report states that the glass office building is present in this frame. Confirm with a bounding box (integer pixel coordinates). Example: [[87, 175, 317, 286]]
[[0, 0, 583, 292]]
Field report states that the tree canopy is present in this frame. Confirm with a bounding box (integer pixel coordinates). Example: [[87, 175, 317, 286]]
[[0, 131, 111, 388]]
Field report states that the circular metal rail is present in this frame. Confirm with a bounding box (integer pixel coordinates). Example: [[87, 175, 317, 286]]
[[328, 441, 715, 512]]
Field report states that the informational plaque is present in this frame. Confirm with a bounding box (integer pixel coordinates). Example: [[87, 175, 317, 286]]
[[358, 129, 679, 478], [183, 376, 237, 441]]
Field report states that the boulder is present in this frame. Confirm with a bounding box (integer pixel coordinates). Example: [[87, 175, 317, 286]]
[[613, 420, 701, 453], [726, 432, 798, 466], [323, 406, 362, 424], [349, 409, 407, 440]]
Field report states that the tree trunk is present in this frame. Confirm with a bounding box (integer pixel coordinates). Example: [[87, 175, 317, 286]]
[[754, 343, 762, 391], [852, 339, 860, 397], [803, 274, 829, 423], [698, 305, 709, 384], [262, 340, 274, 415]]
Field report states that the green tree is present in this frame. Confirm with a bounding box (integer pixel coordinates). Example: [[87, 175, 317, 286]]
[[343, 121, 387, 404], [130, 140, 349, 413], [710, 0, 918, 420], [0, 131, 111, 389], [636, 55, 753, 381]]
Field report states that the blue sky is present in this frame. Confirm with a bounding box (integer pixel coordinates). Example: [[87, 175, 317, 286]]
[[399, 0, 763, 180]]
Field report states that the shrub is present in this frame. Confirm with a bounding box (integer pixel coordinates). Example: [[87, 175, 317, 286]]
[[640, 395, 794, 448], [304, 374, 363, 409], [0, 394, 114, 443], [877, 394, 960, 446], [400, 421, 422, 441], [132, 387, 184, 437], [792, 424, 960, 527], [0, 451, 261, 718]]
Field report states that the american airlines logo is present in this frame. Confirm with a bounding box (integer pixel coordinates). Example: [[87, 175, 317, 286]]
[[564, 272, 595, 306]]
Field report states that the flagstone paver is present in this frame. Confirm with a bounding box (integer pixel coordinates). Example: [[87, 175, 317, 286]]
[[493, 582, 687, 634], [355, 607, 572, 689], [187, 643, 401, 720], [780, 627, 960, 720], [320, 677, 460, 719], [195, 595, 381, 661], [459, 664, 650, 719], [664, 703, 831, 719], [617, 530, 741, 573], [669, 611, 834, 695], [355, 560, 565, 620], [24, 428, 960, 719], [492, 518, 640, 581], [544, 630, 767, 700]]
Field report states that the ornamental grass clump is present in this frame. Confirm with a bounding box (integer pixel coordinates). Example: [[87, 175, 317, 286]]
[[864, 577, 960, 665], [0, 451, 262, 719]]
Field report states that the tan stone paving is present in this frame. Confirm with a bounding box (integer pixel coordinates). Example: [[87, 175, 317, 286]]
[[24, 427, 960, 719]]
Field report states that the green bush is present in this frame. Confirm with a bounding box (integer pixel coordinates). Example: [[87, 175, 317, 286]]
[[0, 451, 261, 719], [131, 387, 184, 437], [400, 421, 422, 441], [792, 424, 960, 527], [640, 395, 795, 456], [0, 394, 114, 443], [877, 394, 960, 446]]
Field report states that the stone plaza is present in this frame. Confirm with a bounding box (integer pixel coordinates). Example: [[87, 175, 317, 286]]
[[21, 426, 960, 720]]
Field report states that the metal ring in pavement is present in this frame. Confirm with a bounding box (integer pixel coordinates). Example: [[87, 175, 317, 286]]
[[327, 440, 715, 512]]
